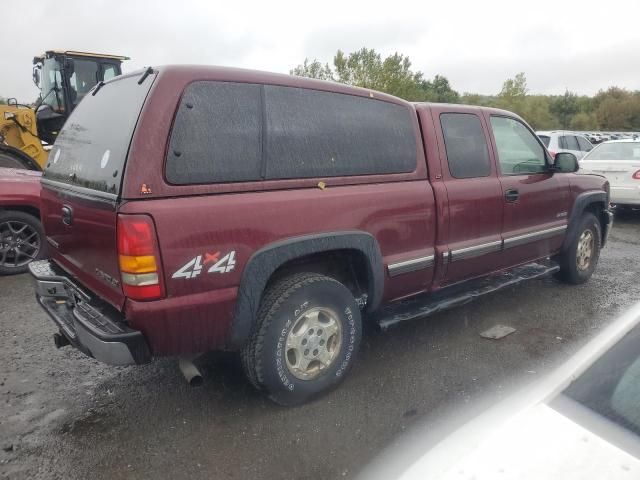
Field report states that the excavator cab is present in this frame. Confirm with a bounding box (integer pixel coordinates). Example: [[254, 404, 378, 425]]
[[32, 51, 129, 144]]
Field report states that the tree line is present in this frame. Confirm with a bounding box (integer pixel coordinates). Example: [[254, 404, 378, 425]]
[[291, 48, 640, 132]]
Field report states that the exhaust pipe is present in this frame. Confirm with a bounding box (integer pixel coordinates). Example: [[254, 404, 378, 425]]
[[178, 356, 203, 387]]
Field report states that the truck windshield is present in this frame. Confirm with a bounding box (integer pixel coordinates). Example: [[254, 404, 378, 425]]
[[43, 73, 154, 195], [40, 58, 65, 113]]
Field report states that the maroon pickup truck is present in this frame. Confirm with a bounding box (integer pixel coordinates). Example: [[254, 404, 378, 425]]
[[29, 66, 612, 405]]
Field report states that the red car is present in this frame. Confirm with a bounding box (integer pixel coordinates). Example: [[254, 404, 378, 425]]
[[29, 66, 612, 405], [0, 167, 46, 274]]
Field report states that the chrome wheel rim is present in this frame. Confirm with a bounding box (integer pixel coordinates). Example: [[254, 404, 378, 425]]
[[0, 220, 40, 269], [285, 307, 342, 380], [576, 229, 594, 271]]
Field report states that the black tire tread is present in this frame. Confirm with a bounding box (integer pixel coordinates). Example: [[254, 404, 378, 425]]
[[241, 272, 340, 397], [555, 212, 601, 284]]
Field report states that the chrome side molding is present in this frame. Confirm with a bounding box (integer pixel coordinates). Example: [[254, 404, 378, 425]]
[[388, 255, 435, 277]]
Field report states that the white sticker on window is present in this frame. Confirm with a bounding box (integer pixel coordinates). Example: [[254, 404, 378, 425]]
[[101, 150, 110, 169]]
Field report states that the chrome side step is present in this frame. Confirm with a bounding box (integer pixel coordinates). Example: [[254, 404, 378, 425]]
[[372, 261, 559, 331]]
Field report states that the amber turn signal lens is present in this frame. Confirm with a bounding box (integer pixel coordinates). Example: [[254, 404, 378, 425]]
[[119, 255, 157, 274]]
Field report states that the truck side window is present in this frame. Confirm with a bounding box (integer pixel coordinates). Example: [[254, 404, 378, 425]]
[[166, 81, 263, 185], [440, 113, 491, 179], [490, 116, 546, 175], [264, 85, 416, 179]]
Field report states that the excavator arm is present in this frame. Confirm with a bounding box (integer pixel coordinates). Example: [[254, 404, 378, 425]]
[[0, 104, 47, 170]]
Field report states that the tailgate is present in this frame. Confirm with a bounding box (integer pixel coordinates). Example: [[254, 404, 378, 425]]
[[40, 182, 124, 308], [40, 71, 156, 310]]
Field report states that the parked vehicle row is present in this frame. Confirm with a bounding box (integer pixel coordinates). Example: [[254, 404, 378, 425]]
[[26, 65, 613, 405], [580, 139, 640, 209], [581, 132, 639, 144]]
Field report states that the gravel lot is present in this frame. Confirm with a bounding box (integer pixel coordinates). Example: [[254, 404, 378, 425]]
[[1, 211, 639, 480]]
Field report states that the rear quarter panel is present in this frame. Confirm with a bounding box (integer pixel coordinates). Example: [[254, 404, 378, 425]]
[[120, 182, 436, 354]]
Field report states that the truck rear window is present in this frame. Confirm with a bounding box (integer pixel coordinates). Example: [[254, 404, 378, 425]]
[[43, 73, 154, 195]]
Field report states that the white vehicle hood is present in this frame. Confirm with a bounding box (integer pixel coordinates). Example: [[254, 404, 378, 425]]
[[399, 403, 640, 480]]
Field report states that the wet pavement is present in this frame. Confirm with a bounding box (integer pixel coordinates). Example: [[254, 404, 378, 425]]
[[1, 211, 639, 479]]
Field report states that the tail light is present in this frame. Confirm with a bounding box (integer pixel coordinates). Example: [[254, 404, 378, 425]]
[[633, 170, 640, 180], [117, 214, 164, 301], [548, 150, 557, 159]]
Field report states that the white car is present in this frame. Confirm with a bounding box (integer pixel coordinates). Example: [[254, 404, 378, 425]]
[[359, 303, 640, 480], [537, 131, 594, 160], [580, 139, 640, 208]]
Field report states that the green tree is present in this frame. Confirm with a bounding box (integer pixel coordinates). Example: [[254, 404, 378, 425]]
[[496, 72, 528, 117], [521, 96, 554, 130], [291, 48, 458, 102], [420, 75, 459, 103], [499, 72, 528, 98], [0, 97, 6, 105], [570, 112, 597, 130], [550, 90, 580, 129], [333, 48, 384, 89], [593, 87, 640, 130], [290, 59, 334, 81]]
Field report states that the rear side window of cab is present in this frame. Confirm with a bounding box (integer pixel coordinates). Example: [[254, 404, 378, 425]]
[[165, 81, 418, 185]]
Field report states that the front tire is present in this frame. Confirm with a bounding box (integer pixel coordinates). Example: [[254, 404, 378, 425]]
[[555, 212, 601, 285], [241, 273, 362, 406]]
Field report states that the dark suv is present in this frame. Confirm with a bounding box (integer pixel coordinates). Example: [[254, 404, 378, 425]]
[[30, 66, 612, 405]]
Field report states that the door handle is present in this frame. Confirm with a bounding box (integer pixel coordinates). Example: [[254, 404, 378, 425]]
[[504, 189, 519, 203]]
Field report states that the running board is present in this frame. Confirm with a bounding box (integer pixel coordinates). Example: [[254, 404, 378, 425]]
[[372, 261, 560, 331]]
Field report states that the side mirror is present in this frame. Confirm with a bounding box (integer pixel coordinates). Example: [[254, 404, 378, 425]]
[[554, 152, 579, 173]]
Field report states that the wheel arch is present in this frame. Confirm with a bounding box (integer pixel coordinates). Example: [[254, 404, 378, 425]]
[[0, 145, 42, 171], [230, 231, 384, 347], [0, 205, 41, 220], [562, 191, 608, 252]]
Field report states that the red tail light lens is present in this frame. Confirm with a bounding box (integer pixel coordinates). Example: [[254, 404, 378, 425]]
[[633, 170, 640, 180], [117, 214, 163, 301]]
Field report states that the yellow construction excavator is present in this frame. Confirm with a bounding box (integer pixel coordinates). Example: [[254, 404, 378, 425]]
[[0, 50, 128, 170]]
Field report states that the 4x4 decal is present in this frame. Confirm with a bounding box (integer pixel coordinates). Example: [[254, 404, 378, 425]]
[[172, 251, 236, 279]]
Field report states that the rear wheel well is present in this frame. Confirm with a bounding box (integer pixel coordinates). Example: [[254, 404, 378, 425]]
[[267, 249, 371, 307], [0, 205, 40, 220]]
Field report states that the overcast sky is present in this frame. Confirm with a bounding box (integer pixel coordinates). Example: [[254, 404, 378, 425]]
[[3, 0, 640, 102]]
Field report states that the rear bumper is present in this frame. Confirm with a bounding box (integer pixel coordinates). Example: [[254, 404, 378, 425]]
[[28, 260, 151, 365], [611, 186, 640, 206]]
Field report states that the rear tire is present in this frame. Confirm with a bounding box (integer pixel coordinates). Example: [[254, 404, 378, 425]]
[[555, 212, 601, 285], [241, 272, 362, 406], [0, 211, 47, 275]]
